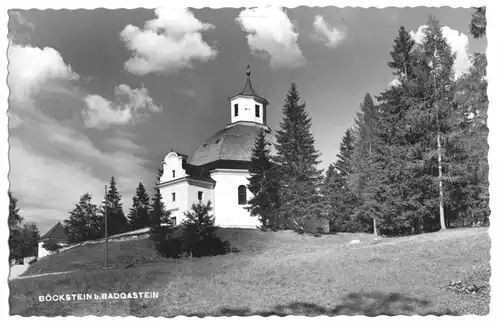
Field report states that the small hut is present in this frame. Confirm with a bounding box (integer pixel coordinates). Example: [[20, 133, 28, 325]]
[[38, 222, 69, 259]]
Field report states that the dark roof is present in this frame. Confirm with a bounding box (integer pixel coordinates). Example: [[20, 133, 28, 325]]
[[229, 65, 269, 104], [189, 121, 273, 166], [182, 161, 216, 183], [9, 224, 22, 232], [169, 149, 188, 159], [40, 222, 68, 241]]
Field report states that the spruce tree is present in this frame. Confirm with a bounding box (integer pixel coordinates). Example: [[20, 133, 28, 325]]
[[21, 222, 40, 257], [274, 83, 326, 231], [453, 51, 489, 226], [247, 129, 281, 229], [408, 16, 458, 231], [150, 168, 172, 235], [181, 201, 230, 257], [373, 25, 426, 235], [469, 7, 486, 39], [324, 129, 363, 232], [64, 193, 100, 243], [8, 191, 24, 260], [101, 176, 129, 236], [8, 191, 23, 227], [128, 182, 151, 230], [334, 128, 355, 181], [350, 93, 382, 235]]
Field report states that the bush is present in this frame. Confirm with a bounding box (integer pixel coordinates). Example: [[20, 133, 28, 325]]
[[151, 201, 231, 258]]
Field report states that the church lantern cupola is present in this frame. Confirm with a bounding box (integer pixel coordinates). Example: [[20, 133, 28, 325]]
[[228, 65, 269, 125]]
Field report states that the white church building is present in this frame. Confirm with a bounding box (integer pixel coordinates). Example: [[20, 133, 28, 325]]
[[157, 66, 274, 228]]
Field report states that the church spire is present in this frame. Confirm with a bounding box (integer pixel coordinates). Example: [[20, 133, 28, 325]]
[[237, 64, 260, 98], [228, 65, 269, 126]]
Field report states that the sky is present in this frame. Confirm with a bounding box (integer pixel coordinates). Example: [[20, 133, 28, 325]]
[[7, 7, 487, 234]]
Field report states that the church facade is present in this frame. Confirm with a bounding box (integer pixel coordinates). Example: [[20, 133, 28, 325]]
[[157, 67, 274, 228]]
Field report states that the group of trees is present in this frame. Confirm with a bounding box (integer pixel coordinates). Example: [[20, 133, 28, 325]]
[[8, 191, 41, 260], [247, 10, 488, 236], [334, 12, 489, 236], [64, 170, 171, 244]]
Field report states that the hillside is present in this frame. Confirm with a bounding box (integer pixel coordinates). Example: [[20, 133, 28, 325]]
[[9, 227, 490, 317]]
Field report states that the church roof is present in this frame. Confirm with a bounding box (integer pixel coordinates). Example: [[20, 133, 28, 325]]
[[189, 121, 274, 167], [182, 161, 216, 183], [229, 65, 269, 104], [40, 222, 68, 242]]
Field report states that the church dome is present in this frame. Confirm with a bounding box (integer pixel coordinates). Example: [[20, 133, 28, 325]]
[[189, 121, 275, 166]]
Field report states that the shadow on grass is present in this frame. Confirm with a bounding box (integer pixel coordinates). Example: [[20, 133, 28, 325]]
[[180, 292, 458, 317]]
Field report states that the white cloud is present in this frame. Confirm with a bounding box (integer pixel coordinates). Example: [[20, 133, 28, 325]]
[[9, 137, 105, 232], [7, 44, 78, 103], [410, 25, 472, 79], [83, 84, 162, 129], [236, 7, 306, 69], [9, 110, 155, 233], [312, 15, 346, 48], [120, 7, 217, 75], [388, 78, 401, 88]]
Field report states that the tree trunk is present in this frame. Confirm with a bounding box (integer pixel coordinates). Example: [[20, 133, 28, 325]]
[[437, 132, 446, 230], [373, 217, 378, 236]]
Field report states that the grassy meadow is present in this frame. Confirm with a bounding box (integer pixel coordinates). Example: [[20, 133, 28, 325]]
[[9, 227, 490, 316]]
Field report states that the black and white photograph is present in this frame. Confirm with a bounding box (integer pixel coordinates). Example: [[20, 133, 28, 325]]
[[4, 0, 497, 319]]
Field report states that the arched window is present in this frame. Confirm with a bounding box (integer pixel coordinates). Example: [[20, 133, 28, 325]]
[[238, 185, 247, 205]]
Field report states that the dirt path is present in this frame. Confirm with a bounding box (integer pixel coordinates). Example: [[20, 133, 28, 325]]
[[9, 265, 30, 281], [9, 267, 74, 281]]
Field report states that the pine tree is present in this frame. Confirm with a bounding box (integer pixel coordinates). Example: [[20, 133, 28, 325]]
[[247, 129, 281, 229], [128, 182, 151, 230], [101, 176, 129, 236], [274, 83, 326, 231], [64, 193, 100, 243]]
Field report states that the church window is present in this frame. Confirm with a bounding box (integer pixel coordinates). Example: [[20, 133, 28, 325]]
[[172, 170, 175, 178], [255, 105, 260, 117], [198, 191, 203, 201], [172, 192, 176, 202], [234, 104, 239, 116], [171, 217, 177, 226], [238, 185, 247, 205]]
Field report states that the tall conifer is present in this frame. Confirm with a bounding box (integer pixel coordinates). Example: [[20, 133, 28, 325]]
[[274, 83, 326, 231], [128, 182, 151, 230], [101, 176, 129, 236], [247, 129, 281, 229]]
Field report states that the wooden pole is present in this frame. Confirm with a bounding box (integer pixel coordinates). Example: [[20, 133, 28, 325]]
[[105, 185, 109, 269]]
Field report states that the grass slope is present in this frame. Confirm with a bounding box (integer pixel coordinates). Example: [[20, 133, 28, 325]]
[[9, 227, 490, 317]]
